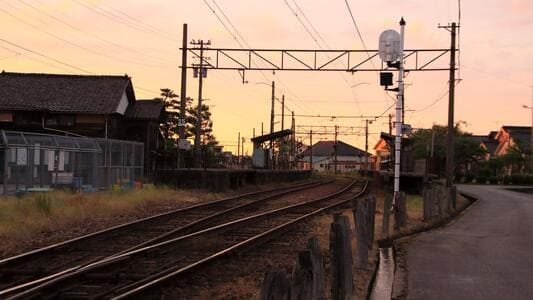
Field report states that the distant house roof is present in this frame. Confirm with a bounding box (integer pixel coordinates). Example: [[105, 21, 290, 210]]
[[301, 140, 370, 157], [125, 99, 164, 120], [0, 72, 135, 114], [501, 126, 531, 151]]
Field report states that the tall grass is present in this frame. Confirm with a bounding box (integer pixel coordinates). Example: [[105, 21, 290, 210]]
[[0, 187, 219, 257]]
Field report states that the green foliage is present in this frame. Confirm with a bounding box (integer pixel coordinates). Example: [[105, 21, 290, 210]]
[[411, 122, 487, 177], [33, 194, 52, 214]]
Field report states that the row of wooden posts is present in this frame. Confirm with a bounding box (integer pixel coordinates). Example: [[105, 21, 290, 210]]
[[261, 184, 456, 300], [422, 183, 457, 221], [261, 195, 408, 300]]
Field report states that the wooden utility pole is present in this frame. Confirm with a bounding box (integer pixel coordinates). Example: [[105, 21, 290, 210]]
[[364, 119, 373, 175], [291, 110, 295, 169], [192, 39, 210, 168], [309, 130, 313, 171], [178, 24, 188, 168], [281, 95, 285, 131], [270, 81, 275, 146], [334, 124, 338, 174], [237, 132, 241, 166], [442, 22, 457, 208], [241, 136, 245, 168], [388, 113, 392, 135]]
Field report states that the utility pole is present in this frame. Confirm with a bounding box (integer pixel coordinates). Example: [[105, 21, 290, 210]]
[[270, 81, 275, 142], [388, 113, 392, 135], [281, 95, 285, 131], [309, 130, 313, 171], [237, 132, 240, 167], [261, 122, 264, 136], [192, 39, 210, 168], [178, 24, 188, 168], [365, 119, 373, 175], [334, 124, 338, 174], [291, 111, 295, 170], [241, 136, 245, 168], [253, 128, 255, 138], [441, 22, 457, 208]]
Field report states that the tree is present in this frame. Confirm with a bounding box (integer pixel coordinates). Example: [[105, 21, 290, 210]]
[[155, 88, 180, 149], [185, 103, 219, 147], [410, 122, 486, 177]]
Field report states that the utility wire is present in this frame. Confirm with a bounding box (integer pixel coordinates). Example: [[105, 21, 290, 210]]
[[19, 0, 174, 64], [71, 0, 177, 43], [283, 0, 362, 115], [202, 0, 315, 114], [0, 38, 93, 74], [98, 0, 177, 38], [0, 6, 167, 68]]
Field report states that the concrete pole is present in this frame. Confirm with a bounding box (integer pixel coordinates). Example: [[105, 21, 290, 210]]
[[445, 22, 457, 209], [178, 24, 188, 168], [195, 40, 205, 168]]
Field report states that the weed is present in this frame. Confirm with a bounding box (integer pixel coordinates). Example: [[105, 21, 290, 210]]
[[34, 194, 52, 215]]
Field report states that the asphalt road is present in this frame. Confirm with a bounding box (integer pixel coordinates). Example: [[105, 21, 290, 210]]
[[406, 185, 533, 300]]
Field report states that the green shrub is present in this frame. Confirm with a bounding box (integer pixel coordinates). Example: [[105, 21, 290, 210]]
[[464, 173, 475, 183], [34, 194, 52, 214], [487, 176, 500, 184], [475, 176, 487, 184]]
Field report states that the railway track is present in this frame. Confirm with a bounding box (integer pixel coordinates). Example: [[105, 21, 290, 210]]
[[6, 178, 367, 299], [0, 179, 333, 296]]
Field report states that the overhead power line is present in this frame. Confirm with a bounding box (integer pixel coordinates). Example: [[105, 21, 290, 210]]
[[0, 38, 92, 74], [71, 0, 177, 43], [201, 0, 316, 114], [0, 6, 167, 68], [18, 0, 174, 64]]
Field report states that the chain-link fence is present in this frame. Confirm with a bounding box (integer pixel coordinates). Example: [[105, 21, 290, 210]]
[[1, 130, 143, 195]]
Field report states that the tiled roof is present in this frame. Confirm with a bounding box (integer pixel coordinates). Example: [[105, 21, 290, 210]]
[[0, 72, 135, 114], [301, 140, 369, 157], [125, 99, 164, 120]]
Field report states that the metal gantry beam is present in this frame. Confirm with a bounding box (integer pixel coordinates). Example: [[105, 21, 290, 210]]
[[181, 47, 454, 73]]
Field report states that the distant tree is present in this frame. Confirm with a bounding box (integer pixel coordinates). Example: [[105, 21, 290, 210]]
[[411, 122, 486, 177], [155, 88, 180, 149], [185, 103, 219, 147]]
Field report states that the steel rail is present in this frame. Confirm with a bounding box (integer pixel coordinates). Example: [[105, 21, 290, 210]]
[[113, 180, 368, 299], [8, 179, 364, 299], [0, 179, 328, 295]]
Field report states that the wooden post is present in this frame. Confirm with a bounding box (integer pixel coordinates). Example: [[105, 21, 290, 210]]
[[382, 192, 392, 238], [261, 267, 290, 300], [353, 199, 368, 269], [290, 237, 325, 300], [330, 214, 354, 300], [367, 196, 376, 249]]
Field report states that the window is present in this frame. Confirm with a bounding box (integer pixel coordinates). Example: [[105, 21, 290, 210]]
[[46, 114, 75, 127], [319, 164, 324, 167]]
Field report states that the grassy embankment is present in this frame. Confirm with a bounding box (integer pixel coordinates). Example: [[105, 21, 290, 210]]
[[0, 187, 218, 257]]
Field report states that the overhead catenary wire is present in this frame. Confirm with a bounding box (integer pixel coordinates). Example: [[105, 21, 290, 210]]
[[201, 0, 316, 114], [282, 0, 362, 114]]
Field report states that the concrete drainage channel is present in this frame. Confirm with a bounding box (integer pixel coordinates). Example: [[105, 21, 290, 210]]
[[369, 247, 395, 299], [368, 192, 479, 300]]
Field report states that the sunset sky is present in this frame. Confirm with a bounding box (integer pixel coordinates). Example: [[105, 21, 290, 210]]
[[0, 0, 531, 154]]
